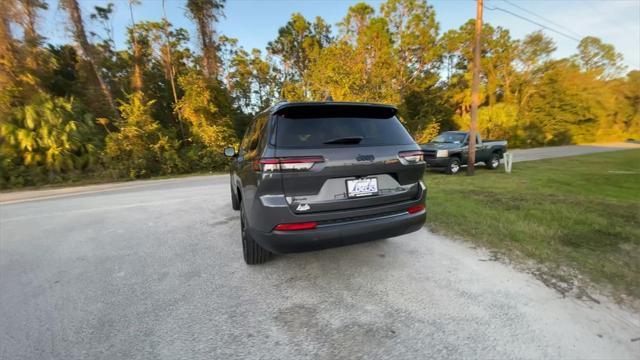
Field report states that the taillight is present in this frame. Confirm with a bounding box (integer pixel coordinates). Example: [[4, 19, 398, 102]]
[[254, 156, 324, 172], [408, 204, 425, 214], [398, 151, 424, 163], [253, 158, 279, 172], [274, 222, 318, 231]]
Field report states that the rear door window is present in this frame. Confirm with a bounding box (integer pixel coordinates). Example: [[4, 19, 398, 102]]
[[275, 116, 415, 148], [239, 122, 255, 156], [240, 114, 269, 157]]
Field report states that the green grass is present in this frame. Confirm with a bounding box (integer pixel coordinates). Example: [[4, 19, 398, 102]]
[[425, 149, 640, 300]]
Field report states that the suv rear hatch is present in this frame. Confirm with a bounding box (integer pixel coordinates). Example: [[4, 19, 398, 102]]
[[268, 103, 425, 214]]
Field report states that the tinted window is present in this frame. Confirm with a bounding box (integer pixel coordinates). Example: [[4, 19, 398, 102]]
[[275, 116, 415, 147], [239, 122, 255, 155], [240, 115, 269, 156], [248, 114, 269, 152]]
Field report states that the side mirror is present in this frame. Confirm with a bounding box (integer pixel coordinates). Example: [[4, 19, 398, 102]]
[[224, 147, 236, 157]]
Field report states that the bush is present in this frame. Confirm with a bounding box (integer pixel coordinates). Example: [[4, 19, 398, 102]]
[[0, 93, 99, 188], [104, 92, 183, 179]]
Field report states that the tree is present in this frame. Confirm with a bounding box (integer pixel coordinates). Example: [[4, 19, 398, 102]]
[[380, 0, 441, 94], [0, 0, 19, 115], [267, 13, 332, 98], [574, 36, 625, 79], [60, 0, 117, 117], [1, 92, 99, 184], [339, 2, 375, 39], [175, 70, 237, 169], [128, 0, 143, 92], [12, 0, 52, 85], [160, 0, 185, 139], [104, 92, 181, 178], [18, 0, 48, 51], [224, 44, 280, 112], [306, 5, 397, 103], [250, 49, 280, 110], [89, 3, 115, 45], [227, 47, 253, 109], [186, 0, 225, 79]]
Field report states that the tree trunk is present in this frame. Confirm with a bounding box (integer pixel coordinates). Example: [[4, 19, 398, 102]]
[[161, 0, 185, 140], [61, 0, 118, 117], [22, 1, 38, 46], [0, 4, 17, 79], [131, 39, 143, 92], [186, 0, 222, 79], [503, 75, 513, 103], [129, 1, 143, 92], [197, 16, 218, 78], [19, 0, 47, 72], [0, 4, 17, 115]]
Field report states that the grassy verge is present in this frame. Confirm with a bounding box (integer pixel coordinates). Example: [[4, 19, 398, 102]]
[[425, 150, 640, 301]]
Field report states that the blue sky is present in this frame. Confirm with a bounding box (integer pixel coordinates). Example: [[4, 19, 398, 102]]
[[42, 0, 640, 70]]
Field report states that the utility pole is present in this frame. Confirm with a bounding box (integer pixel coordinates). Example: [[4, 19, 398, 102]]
[[467, 0, 483, 176]]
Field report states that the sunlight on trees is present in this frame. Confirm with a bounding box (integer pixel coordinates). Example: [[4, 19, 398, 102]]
[[0, 0, 638, 188]]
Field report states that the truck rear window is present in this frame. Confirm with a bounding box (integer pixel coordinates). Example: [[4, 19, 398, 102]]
[[275, 117, 415, 147]]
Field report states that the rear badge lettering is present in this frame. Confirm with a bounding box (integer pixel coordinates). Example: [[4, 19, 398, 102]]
[[296, 203, 311, 211], [356, 154, 375, 162]]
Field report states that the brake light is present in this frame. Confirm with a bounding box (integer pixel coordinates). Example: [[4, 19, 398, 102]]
[[274, 222, 318, 231], [254, 156, 324, 172], [407, 204, 425, 214], [398, 151, 424, 163]]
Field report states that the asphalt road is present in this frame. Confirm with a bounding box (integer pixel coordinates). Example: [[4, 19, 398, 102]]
[[509, 142, 640, 162], [2, 146, 640, 359]]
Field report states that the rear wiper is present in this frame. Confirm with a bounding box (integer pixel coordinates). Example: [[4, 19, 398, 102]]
[[323, 136, 363, 145]]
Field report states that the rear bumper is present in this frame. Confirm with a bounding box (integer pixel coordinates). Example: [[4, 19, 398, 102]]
[[249, 209, 426, 254]]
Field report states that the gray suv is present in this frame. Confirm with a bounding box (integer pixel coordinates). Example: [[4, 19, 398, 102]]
[[224, 102, 426, 264]]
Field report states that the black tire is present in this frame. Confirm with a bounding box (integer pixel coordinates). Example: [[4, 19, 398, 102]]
[[240, 202, 271, 265], [486, 152, 501, 170], [445, 157, 461, 175], [231, 186, 240, 210]]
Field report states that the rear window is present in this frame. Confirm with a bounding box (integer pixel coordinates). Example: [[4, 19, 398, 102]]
[[275, 116, 415, 148]]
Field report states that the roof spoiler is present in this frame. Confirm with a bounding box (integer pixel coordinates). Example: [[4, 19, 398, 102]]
[[272, 102, 397, 119]]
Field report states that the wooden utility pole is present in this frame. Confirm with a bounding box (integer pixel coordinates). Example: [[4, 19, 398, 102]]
[[467, 0, 483, 176]]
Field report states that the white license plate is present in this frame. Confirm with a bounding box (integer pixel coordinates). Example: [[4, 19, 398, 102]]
[[346, 177, 378, 198]]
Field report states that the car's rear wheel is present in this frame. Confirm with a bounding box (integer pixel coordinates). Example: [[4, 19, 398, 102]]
[[486, 153, 500, 170], [240, 202, 271, 265], [445, 158, 461, 175]]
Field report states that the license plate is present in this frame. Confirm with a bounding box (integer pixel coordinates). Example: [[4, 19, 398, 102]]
[[346, 177, 378, 198]]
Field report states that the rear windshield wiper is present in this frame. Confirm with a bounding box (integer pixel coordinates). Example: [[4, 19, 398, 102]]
[[323, 136, 363, 145]]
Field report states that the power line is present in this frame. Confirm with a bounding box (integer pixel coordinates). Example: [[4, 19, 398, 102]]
[[501, 0, 584, 39], [483, 0, 637, 70], [484, 4, 582, 42]]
